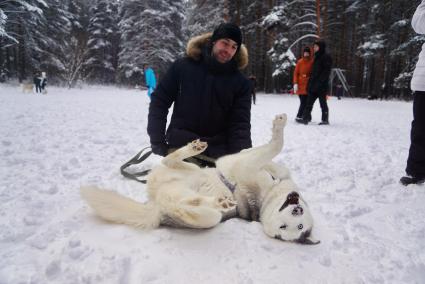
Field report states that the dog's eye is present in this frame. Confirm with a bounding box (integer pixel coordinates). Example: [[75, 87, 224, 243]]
[[280, 224, 287, 230], [298, 224, 303, 230]]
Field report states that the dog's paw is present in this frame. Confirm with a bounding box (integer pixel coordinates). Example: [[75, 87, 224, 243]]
[[273, 114, 287, 129], [216, 196, 237, 212], [272, 114, 287, 134], [188, 139, 208, 154]]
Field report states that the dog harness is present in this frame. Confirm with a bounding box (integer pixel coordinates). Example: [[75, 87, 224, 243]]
[[217, 170, 237, 193]]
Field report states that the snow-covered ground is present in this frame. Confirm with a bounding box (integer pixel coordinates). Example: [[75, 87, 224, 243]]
[[0, 84, 424, 284]]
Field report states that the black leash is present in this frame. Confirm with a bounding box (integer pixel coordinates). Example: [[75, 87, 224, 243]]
[[120, 146, 218, 183], [120, 146, 153, 183]]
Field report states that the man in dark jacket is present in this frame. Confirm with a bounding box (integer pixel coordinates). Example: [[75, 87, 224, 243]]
[[298, 40, 333, 125], [147, 23, 252, 164]]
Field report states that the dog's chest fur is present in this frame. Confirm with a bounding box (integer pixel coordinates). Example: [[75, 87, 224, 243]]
[[196, 168, 235, 198], [218, 168, 274, 222], [233, 185, 262, 221], [197, 169, 264, 222]]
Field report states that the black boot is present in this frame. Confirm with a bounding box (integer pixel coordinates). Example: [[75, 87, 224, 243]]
[[400, 175, 425, 186], [298, 107, 312, 125], [296, 117, 309, 124], [319, 112, 329, 125]]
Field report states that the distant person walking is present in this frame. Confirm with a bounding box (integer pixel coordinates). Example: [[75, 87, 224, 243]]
[[33, 72, 42, 93], [335, 84, 343, 100], [40, 71, 47, 94], [144, 65, 157, 98], [400, 0, 425, 186], [293, 47, 313, 122], [249, 75, 257, 105], [298, 40, 333, 125]]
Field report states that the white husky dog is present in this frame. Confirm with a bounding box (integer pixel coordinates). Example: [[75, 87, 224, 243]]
[[81, 114, 319, 244]]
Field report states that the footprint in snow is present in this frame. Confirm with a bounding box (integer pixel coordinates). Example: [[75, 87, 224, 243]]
[[343, 204, 373, 218]]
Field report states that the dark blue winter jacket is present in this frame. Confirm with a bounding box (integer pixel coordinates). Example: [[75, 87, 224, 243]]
[[308, 41, 333, 94], [147, 33, 252, 158]]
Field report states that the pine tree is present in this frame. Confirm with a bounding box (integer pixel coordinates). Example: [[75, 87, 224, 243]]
[[118, 0, 185, 85], [185, 0, 226, 37], [262, 0, 317, 91], [84, 0, 119, 84], [38, 0, 74, 83], [0, 0, 46, 81]]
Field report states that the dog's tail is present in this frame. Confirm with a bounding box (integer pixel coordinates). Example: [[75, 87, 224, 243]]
[[80, 186, 161, 229]]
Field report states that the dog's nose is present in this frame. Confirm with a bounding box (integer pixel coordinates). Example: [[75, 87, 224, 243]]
[[292, 205, 304, 216], [287, 192, 299, 205]]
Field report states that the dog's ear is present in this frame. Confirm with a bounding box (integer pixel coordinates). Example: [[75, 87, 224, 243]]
[[278, 200, 288, 212], [297, 237, 320, 245], [296, 230, 320, 245]]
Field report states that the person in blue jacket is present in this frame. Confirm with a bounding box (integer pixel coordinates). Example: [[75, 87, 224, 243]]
[[147, 23, 252, 166], [144, 65, 157, 98]]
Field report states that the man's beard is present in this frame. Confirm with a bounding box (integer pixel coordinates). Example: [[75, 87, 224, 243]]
[[203, 45, 238, 74], [213, 49, 232, 63]]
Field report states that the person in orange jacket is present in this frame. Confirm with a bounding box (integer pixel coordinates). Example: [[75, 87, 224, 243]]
[[293, 47, 313, 122]]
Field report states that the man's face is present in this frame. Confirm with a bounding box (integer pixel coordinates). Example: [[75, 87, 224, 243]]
[[303, 52, 310, 58], [313, 44, 320, 53], [212, 38, 238, 64]]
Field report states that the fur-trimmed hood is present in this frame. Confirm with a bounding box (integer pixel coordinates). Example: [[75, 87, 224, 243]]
[[186, 32, 249, 70]]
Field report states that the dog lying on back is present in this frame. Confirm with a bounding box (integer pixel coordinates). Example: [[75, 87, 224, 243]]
[[81, 114, 319, 244]]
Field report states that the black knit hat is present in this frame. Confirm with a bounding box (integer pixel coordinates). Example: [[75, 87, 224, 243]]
[[314, 40, 327, 52], [211, 23, 242, 48]]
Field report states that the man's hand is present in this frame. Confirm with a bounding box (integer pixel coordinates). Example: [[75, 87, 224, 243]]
[[293, 84, 298, 93], [151, 142, 168, 157]]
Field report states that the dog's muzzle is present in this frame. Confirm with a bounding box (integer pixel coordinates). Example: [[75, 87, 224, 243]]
[[287, 192, 299, 205], [279, 191, 300, 212]]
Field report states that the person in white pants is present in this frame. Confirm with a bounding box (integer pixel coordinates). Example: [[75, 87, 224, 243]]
[[401, 0, 425, 186]]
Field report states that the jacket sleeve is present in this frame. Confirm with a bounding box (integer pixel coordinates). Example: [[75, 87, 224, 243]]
[[293, 60, 300, 84], [227, 78, 252, 154], [145, 69, 156, 88], [147, 61, 179, 145], [317, 55, 333, 89], [144, 71, 149, 86], [412, 0, 425, 34]]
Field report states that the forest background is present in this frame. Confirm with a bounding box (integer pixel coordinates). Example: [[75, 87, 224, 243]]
[[1, 0, 424, 99]]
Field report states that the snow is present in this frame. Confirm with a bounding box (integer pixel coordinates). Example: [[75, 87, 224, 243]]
[[391, 19, 409, 29], [0, 84, 424, 284], [262, 12, 280, 26]]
